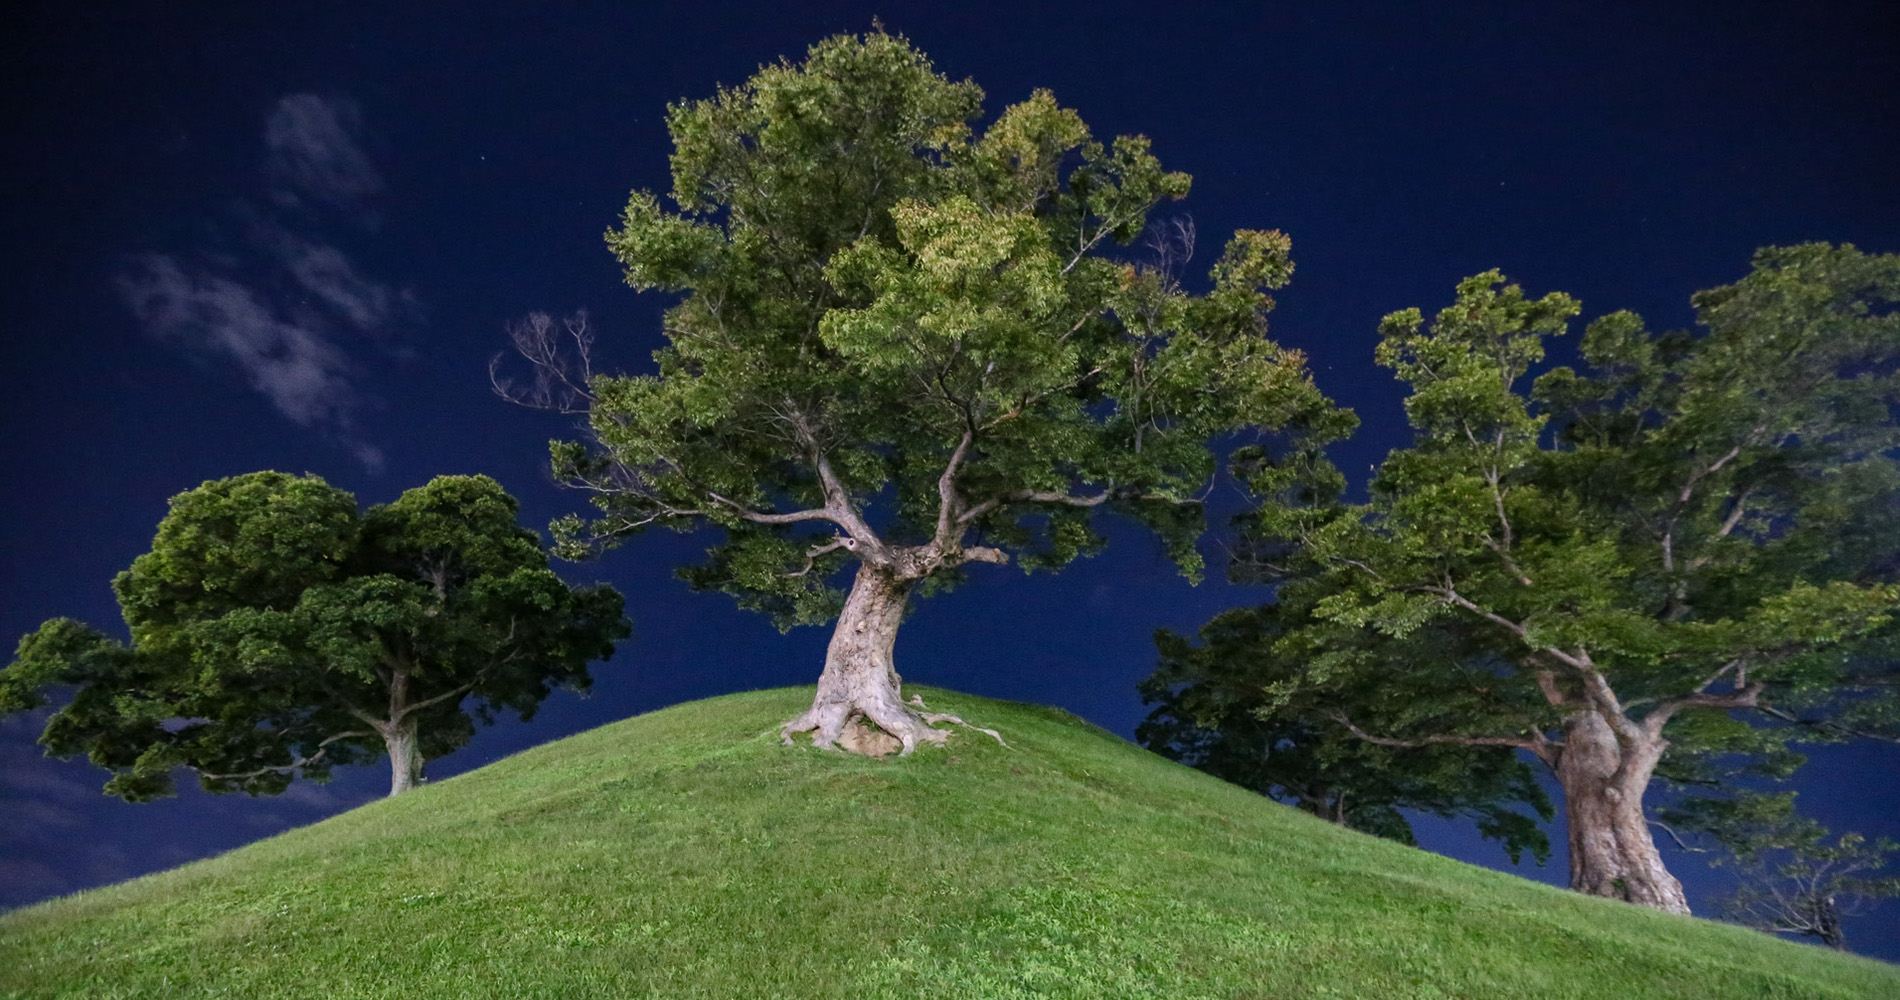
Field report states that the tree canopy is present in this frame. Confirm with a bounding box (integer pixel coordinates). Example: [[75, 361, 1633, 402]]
[[1140, 597, 1552, 863], [504, 29, 1348, 753], [1, 472, 629, 798], [1155, 243, 1900, 914]]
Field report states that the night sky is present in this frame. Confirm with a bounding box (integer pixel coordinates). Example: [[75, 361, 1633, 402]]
[[4, 0, 1898, 961]]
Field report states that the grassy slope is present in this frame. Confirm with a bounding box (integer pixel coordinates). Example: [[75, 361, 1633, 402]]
[[1, 687, 1893, 1000]]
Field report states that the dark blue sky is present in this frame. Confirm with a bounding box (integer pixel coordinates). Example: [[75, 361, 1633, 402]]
[[4, 0, 1897, 960]]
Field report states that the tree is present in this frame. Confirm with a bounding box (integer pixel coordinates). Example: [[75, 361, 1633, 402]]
[[1661, 794, 1899, 950], [1139, 597, 1552, 864], [0, 472, 629, 798], [1199, 244, 1900, 914], [501, 30, 1347, 754]]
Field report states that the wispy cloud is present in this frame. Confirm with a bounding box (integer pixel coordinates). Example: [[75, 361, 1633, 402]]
[[117, 93, 414, 470], [120, 256, 364, 431], [265, 94, 384, 209], [270, 230, 414, 332]]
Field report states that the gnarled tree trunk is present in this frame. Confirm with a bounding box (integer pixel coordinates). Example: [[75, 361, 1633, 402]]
[[1556, 710, 1688, 914], [779, 561, 1002, 756]]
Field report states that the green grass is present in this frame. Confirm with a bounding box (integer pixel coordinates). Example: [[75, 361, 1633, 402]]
[[1, 686, 1893, 999]]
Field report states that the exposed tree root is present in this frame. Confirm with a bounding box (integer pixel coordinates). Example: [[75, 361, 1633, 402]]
[[780, 694, 1007, 757]]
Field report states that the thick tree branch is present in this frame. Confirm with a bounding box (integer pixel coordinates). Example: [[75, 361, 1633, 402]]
[[1328, 711, 1550, 759], [1679, 439, 1751, 507], [956, 487, 1114, 527], [320, 680, 389, 729], [393, 677, 484, 722], [1535, 669, 1572, 706], [1431, 582, 1595, 676], [784, 537, 851, 578], [934, 429, 975, 547], [191, 728, 375, 782], [1661, 431, 1761, 572], [1685, 487, 1757, 572], [704, 493, 843, 527], [778, 404, 886, 553], [1572, 667, 1649, 745], [1643, 684, 1764, 740]]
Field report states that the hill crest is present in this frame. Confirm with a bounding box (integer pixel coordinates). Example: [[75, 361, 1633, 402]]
[[2, 686, 1893, 999]]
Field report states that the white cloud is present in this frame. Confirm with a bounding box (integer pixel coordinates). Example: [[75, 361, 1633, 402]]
[[116, 93, 416, 469], [279, 238, 397, 329], [119, 254, 362, 431], [265, 94, 383, 208]]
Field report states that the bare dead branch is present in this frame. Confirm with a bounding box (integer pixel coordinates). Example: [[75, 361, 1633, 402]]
[[1142, 215, 1196, 284], [491, 311, 600, 414]]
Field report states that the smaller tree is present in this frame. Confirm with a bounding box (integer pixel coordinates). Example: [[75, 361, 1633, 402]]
[[0, 472, 629, 798], [1663, 794, 1899, 950]]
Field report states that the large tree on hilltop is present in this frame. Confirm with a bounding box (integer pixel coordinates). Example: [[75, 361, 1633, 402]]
[[499, 31, 1347, 754], [1184, 244, 1900, 914], [1, 472, 629, 798]]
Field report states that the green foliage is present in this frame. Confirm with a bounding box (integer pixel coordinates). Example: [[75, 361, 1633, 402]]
[[1, 687, 1893, 999], [1, 472, 629, 800], [1162, 243, 1900, 868], [1140, 599, 1553, 863], [1662, 792, 1899, 949], [547, 30, 1345, 626]]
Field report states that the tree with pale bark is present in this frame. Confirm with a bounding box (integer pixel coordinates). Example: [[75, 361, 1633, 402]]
[[500, 30, 1347, 755], [0, 472, 628, 799], [1183, 244, 1900, 914]]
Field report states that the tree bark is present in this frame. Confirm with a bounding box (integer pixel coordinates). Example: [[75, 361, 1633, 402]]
[[383, 719, 424, 796], [779, 562, 966, 755], [1555, 710, 1689, 914]]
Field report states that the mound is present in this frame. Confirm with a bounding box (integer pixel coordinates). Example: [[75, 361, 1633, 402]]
[[1, 687, 1892, 998]]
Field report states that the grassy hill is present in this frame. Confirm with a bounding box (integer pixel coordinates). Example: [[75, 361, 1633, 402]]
[[1, 687, 1893, 999]]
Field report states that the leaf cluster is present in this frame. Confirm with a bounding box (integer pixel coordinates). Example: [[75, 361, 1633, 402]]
[[1661, 791, 1899, 948], [1172, 244, 1900, 838], [1140, 597, 1552, 863], [555, 30, 1348, 624], [1, 473, 629, 800]]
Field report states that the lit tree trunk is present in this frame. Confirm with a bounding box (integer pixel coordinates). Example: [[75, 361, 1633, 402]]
[[382, 718, 423, 797], [779, 563, 928, 754], [1555, 710, 1688, 914], [1815, 901, 1846, 951], [779, 559, 1004, 756]]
